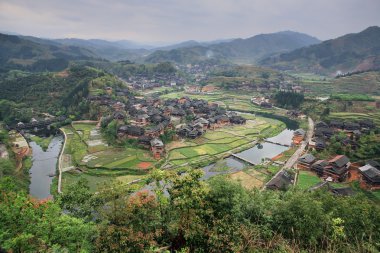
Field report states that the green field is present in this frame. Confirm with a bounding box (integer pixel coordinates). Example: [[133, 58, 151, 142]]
[[166, 117, 285, 167], [296, 171, 322, 190], [327, 112, 380, 127], [160, 91, 287, 115], [300, 71, 380, 95], [61, 122, 156, 192]]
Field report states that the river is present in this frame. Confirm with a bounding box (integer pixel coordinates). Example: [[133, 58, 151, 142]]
[[29, 135, 63, 199]]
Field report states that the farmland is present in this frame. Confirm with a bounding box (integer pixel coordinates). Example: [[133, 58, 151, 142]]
[[166, 117, 285, 167], [327, 112, 380, 127], [60, 122, 155, 192], [160, 91, 287, 114]]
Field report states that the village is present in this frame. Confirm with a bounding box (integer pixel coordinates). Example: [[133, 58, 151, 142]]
[[292, 118, 380, 193], [90, 85, 247, 160]]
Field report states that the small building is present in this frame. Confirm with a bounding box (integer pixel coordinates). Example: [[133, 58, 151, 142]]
[[150, 138, 164, 159], [229, 115, 246, 125], [118, 125, 145, 139], [315, 121, 328, 128], [358, 164, 380, 190], [311, 160, 329, 177], [298, 154, 316, 169], [325, 155, 350, 182], [315, 138, 326, 151], [343, 122, 360, 132], [266, 170, 294, 190], [135, 114, 149, 127], [194, 118, 209, 130], [329, 120, 344, 130]]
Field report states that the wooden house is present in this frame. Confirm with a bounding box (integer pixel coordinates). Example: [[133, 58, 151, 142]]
[[298, 154, 316, 170], [325, 155, 350, 182], [358, 164, 380, 190], [150, 138, 165, 159]]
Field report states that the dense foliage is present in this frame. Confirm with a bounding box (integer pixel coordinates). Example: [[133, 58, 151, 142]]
[[1, 170, 379, 252], [274, 91, 304, 109], [0, 66, 104, 123]]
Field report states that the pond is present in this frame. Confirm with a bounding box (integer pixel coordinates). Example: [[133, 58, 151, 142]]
[[200, 128, 294, 177], [233, 142, 289, 165], [29, 135, 63, 199], [266, 129, 295, 146]]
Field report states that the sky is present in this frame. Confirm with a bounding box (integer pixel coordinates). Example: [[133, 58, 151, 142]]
[[0, 0, 379, 44]]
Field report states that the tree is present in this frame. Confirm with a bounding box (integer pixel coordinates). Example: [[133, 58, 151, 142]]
[[57, 178, 102, 221]]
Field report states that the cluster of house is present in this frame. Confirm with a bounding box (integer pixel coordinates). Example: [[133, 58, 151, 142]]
[[235, 81, 303, 93], [286, 110, 306, 119], [251, 96, 273, 108], [309, 119, 376, 151], [176, 111, 246, 139], [127, 73, 186, 90], [185, 85, 218, 94], [13, 116, 67, 132], [93, 90, 246, 159], [298, 153, 380, 191], [298, 154, 351, 182]]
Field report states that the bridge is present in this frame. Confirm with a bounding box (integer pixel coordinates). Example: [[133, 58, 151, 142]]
[[230, 154, 256, 166], [265, 140, 290, 147]]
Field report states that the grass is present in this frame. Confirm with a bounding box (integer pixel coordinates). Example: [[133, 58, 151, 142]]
[[30, 135, 53, 151], [297, 171, 322, 190], [61, 122, 156, 192], [166, 117, 285, 168], [229, 171, 265, 189]]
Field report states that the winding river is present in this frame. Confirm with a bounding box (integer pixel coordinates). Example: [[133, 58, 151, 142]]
[[29, 135, 63, 199]]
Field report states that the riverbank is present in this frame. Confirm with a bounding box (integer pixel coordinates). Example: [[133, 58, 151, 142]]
[[29, 135, 63, 199]]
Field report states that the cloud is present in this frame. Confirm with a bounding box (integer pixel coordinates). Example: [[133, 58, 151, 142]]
[[0, 0, 379, 42]]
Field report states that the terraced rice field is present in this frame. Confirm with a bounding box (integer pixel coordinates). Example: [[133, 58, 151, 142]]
[[61, 122, 155, 192], [328, 112, 380, 127], [167, 117, 285, 167]]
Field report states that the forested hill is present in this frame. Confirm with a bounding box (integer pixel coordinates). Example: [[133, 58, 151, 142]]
[[0, 66, 110, 124], [144, 31, 320, 64], [0, 33, 98, 72], [260, 26, 380, 75]]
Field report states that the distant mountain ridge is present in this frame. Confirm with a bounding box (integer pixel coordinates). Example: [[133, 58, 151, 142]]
[[0, 33, 98, 72], [260, 26, 380, 75], [144, 31, 321, 64]]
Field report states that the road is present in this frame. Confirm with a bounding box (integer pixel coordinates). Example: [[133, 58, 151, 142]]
[[263, 117, 314, 189], [57, 128, 68, 194], [283, 117, 314, 169]]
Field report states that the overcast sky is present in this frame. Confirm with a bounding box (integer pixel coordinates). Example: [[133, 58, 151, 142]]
[[0, 0, 379, 44]]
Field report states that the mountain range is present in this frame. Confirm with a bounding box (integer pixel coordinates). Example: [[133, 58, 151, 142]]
[[1, 26, 380, 75], [260, 26, 380, 75], [144, 31, 321, 64], [0, 33, 97, 72]]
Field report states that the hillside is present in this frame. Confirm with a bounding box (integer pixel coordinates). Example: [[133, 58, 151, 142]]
[[0, 66, 111, 123], [52, 38, 150, 61], [260, 26, 380, 75], [0, 33, 98, 72], [145, 31, 320, 64]]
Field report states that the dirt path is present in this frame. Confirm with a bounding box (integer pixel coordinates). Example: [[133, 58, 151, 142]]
[[57, 128, 68, 194]]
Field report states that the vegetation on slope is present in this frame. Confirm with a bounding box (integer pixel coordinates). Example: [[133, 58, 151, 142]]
[[1, 171, 380, 252], [261, 26, 380, 75]]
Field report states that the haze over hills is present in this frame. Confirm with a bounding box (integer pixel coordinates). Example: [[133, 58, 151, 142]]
[[260, 26, 380, 76], [144, 31, 321, 64], [0, 33, 98, 72]]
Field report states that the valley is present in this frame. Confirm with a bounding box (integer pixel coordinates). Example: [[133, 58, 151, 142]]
[[1, 21, 380, 253]]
